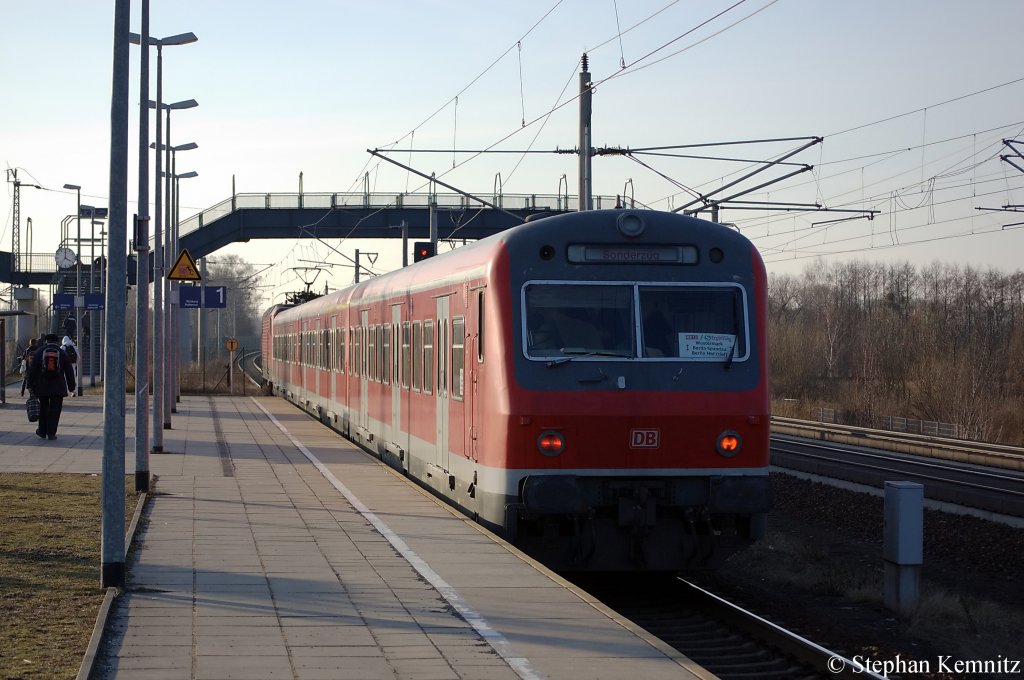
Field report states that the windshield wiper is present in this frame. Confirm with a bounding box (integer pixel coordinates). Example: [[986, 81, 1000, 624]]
[[546, 348, 633, 367], [723, 335, 738, 370]]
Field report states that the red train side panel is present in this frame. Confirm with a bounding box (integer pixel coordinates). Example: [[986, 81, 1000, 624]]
[[263, 210, 770, 571]]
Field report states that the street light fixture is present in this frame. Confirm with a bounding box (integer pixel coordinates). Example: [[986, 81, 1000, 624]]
[[62, 184, 83, 396]]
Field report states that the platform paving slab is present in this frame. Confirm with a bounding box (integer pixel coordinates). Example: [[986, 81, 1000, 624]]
[[0, 393, 713, 680]]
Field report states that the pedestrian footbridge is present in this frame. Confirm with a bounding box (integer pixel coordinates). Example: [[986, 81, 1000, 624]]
[[2, 190, 622, 285]]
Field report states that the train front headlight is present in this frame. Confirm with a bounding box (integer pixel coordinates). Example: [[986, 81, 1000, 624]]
[[537, 430, 565, 457], [716, 430, 742, 457]]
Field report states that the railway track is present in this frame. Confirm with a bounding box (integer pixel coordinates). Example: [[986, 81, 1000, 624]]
[[770, 422, 1024, 518], [772, 416, 1024, 471], [573, 574, 882, 680]]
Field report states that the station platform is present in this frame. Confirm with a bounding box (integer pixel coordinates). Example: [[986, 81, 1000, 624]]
[[0, 391, 714, 680]]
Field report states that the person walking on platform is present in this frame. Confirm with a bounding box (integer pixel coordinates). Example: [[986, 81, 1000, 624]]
[[19, 338, 38, 396], [61, 335, 80, 392], [26, 333, 76, 440]]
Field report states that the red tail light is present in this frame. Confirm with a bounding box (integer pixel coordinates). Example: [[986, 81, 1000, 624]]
[[537, 430, 565, 456], [716, 431, 742, 457]]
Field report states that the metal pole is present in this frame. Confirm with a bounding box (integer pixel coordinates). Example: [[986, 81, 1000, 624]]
[[429, 202, 437, 251], [200, 257, 207, 391], [90, 214, 96, 387], [0, 319, 5, 405], [151, 43, 164, 453], [134, 0, 151, 492], [170, 153, 178, 411], [100, 224, 106, 378], [578, 53, 593, 212], [74, 188, 82, 396], [354, 249, 360, 284], [163, 108, 172, 428], [101, 0, 130, 589], [401, 220, 408, 268]]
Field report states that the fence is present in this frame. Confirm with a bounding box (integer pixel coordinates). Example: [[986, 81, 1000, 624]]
[[814, 407, 982, 441]]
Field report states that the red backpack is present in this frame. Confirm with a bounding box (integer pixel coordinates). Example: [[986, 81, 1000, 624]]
[[42, 343, 61, 378]]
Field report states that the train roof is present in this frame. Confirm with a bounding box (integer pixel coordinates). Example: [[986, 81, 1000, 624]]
[[267, 209, 757, 321]]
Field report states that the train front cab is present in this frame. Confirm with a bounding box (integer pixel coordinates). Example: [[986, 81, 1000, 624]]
[[497, 210, 771, 571]]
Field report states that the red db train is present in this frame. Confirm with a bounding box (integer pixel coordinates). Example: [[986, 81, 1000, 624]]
[[261, 209, 770, 571]]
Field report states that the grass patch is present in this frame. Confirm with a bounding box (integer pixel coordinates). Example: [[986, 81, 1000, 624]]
[[0, 474, 140, 679]]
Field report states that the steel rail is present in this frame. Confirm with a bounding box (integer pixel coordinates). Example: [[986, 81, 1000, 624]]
[[675, 578, 886, 680]]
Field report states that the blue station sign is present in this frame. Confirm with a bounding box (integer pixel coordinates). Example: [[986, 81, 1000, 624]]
[[84, 293, 105, 310], [178, 286, 227, 309]]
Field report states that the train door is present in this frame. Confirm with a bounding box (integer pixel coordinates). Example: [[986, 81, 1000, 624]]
[[470, 289, 483, 462], [330, 316, 337, 404], [301, 320, 308, 394], [435, 296, 450, 472], [389, 305, 402, 451], [359, 310, 369, 434], [315, 317, 322, 397]]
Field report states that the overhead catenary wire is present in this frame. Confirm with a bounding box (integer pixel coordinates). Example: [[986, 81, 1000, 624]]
[[611, 0, 627, 69], [317, 3, 1024, 295]]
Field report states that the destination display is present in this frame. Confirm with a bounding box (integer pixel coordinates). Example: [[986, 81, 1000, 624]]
[[678, 332, 735, 359], [566, 244, 698, 264]]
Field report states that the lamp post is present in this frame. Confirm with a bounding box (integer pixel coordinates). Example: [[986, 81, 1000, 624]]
[[154, 141, 197, 409], [131, 4, 151, 492], [148, 99, 197, 426], [172, 169, 197, 405], [89, 216, 106, 388], [130, 29, 197, 451], [63, 184, 83, 396]]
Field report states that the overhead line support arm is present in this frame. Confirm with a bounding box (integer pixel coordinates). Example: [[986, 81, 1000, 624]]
[[367, 150, 527, 224], [673, 136, 823, 214]]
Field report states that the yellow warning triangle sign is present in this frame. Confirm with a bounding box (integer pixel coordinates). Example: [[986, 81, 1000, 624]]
[[168, 249, 201, 281]]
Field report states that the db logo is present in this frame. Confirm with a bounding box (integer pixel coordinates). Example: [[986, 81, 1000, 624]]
[[630, 429, 660, 449]]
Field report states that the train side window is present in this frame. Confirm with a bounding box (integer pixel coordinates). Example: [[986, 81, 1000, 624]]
[[412, 321, 422, 392], [353, 328, 361, 377], [477, 291, 484, 363], [339, 328, 345, 374], [423, 320, 434, 395], [394, 324, 401, 386], [324, 329, 331, 371], [438, 319, 448, 396], [402, 322, 411, 389], [374, 326, 380, 383], [355, 327, 363, 378], [452, 317, 465, 401], [380, 323, 387, 383]]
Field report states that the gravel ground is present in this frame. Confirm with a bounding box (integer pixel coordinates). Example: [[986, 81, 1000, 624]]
[[696, 472, 1024, 679]]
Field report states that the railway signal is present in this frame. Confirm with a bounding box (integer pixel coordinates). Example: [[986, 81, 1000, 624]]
[[413, 241, 435, 262]]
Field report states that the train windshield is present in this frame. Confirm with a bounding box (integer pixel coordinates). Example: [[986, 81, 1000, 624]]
[[523, 282, 748, 361]]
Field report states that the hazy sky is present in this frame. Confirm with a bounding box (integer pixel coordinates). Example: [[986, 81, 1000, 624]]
[[3, 0, 1023, 305]]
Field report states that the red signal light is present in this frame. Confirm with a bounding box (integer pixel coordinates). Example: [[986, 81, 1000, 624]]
[[413, 241, 435, 262]]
